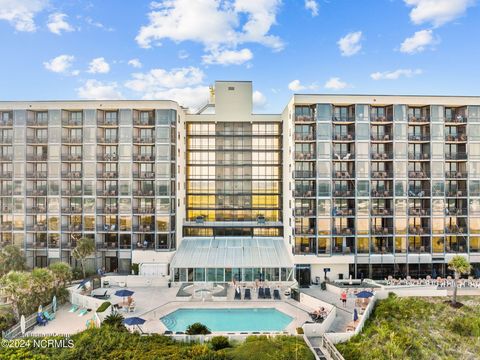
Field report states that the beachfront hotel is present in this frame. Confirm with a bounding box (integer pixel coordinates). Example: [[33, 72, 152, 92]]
[[1, 81, 480, 285]]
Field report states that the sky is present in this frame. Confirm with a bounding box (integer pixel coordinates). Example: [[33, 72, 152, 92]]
[[0, 0, 479, 113]]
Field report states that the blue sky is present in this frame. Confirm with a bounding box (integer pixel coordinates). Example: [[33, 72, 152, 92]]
[[0, 0, 479, 113]]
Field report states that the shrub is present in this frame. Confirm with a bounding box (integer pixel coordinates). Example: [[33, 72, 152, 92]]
[[131, 263, 139, 275], [186, 322, 211, 335], [449, 316, 480, 337], [96, 301, 111, 313], [210, 336, 230, 351], [102, 313, 126, 331], [296, 327, 304, 334]]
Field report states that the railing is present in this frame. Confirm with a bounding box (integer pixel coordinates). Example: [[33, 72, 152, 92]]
[[445, 134, 467, 142], [408, 115, 430, 122], [408, 134, 430, 141], [0, 137, 13, 143], [61, 207, 82, 214], [97, 225, 118, 232], [445, 226, 466, 234], [62, 189, 82, 196], [295, 115, 315, 122], [295, 152, 315, 160], [294, 190, 315, 197], [133, 136, 155, 143], [133, 190, 155, 196], [61, 171, 82, 178], [97, 137, 118, 143], [97, 171, 118, 178], [0, 119, 13, 126], [332, 153, 355, 160], [27, 119, 48, 126], [321, 335, 346, 360], [133, 207, 155, 214], [445, 208, 467, 215], [408, 189, 430, 197], [408, 153, 430, 160], [26, 137, 48, 143], [97, 154, 118, 161], [371, 152, 393, 160], [294, 228, 316, 235], [61, 154, 82, 161], [133, 119, 155, 126], [97, 189, 118, 196], [2, 303, 54, 340], [133, 155, 155, 161], [26, 155, 48, 161], [371, 190, 393, 197], [294, 171, 315, 178], [408, 208, 431, 216], [0, 172, 13, 178], [26, 207, 47, 213], [408, 227, 430, 235], [61, 137, 82, 143], [97, 207, 118, 214], [62, 119, 83, 126], [133, 225, 155, 232], [332, 171, 354, 178], [371, 208, 393, 216], [97, 119, 118, 126], [333, 190, 354, 197], [62, 224, 83, 232], [371, 227, 394, 235], [370, 246, 394, 254], [445, 153, 467, 160], [370, 115, 392, 122], [133, 172, 155, 179], [332, 228, 355, 235], [294, 133, 315, 141], [332, 134, 355, 141], [408, 170, 430, 178], [445, 171, 467, 178], [371, 134, 392, 141], [445, 115, 467, 123], [295, 209, 316, 217], [333, 208, 355, 216], [332, 116, 355, 122], [371, 171, 393, 178]]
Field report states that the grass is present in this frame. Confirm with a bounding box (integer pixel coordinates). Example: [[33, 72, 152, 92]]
[[336, 293, 480, 360]]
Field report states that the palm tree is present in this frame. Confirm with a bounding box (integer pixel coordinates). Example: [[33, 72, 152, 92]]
[[102, 312, 126, 331], [0, 245, 26, 276], [72, 237, 96, 279], [0, 271, 31, 320], [448, 255, 471, 306], [49, 262, 73, 292]]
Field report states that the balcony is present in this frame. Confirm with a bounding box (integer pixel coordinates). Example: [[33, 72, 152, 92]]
[[332, 246, 353, 255], [133, 241, 155, 250], [295, 209, 315, 217], [371, 245, 394, 254], [0, 137, 12, 144], [97, 118, 118, 126], [97, 154, 118, 162], [295, 115, 315, 122], [371, 227, 393, 235], [408, 208, 431, 216], [97, 171, 118, 179], [294, 170, 315, 178], [0, 224, 12, 231], [445, 115, 467, 123], [61, 154, 82, 161], [408, 115, 430, 123], [97, 242, 119, 250], [26, 154, 48, 161], [294, 189, 315, 197], [133, 136, 155, 144], [133, 224, 155, 232], [134, 118, 155, 126], [1, 206, 12, 212], [295, 227, 316, 235], [61, 207, 82, 214], [134, 190, 155, 197], [445, 171, 467, 179], [371, 190, 393, 197], [27, 119, 48, 126], [371, 171, 393, 179], [0, 119, 13, 127], [333, 208, 355, 216], [26, 189, 47, 196], [132, 154, 155, 162], [371, 134, 392, 141], [408, 171, 430, 178], [62, 137, 82, 144], [133, 207, 155, 214], [332, 134, 355, 141], [97, 189, 118, 196], [333, 189, 354, 197], [332, 153, 354, 160], [97, 224, 118, 232], [0, 172, 12, 179], [408, 226, 430, 235], [332, 171, 354, 179], [97, 206, 118, 214], [445, 225, 466, 234], [445, 134, 467, 142], [408, 153, 430, 160], [26, 206, 47, 214], [97, 136, 118, 144], [332, 227, 355, 236], [33, 242, 48, 249], [26, 171, 47, 178], [408, 189, 430, 197], [26, 224, 47, 232], [61, 171, 82, 179], [371, 208, 393, 216], [445, 189, 467, 197], [26, 137, 48, 144], [445, 153, 467, 160], [332, 116, 355, 122], [371, 152, 393, 160], [62, 189, 82, 196], [133, 172, 155, 179], [62, 119, 82, 127], [294, 133, 315, 141], [295, 152, 315, 160], [61, 224, 83, 232], [370, 115, 392, 123], [445, 208, 467, 216], [408, 134, 430, 141], [0, 191, 13, 196]]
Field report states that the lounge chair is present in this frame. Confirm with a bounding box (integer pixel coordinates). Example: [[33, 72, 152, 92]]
[[78, 309, 88, 317], [234, 289, 242, 300], [265, 288, 272, 299], [36, 315, 48, 326], [43, 311, 55, 321], [69, 304, 79, 312], [273, 289, 281, 300], [258, 287, 265, 299], [164, 330, 173, 335], [244, 288, 251, 300], [93, 290, 109, 299]]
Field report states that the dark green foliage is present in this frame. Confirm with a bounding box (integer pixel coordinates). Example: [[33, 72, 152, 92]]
[[210, 336, 231, 351], [102, 312, 127, 331], [96, 301, 111, 313], [185, 322, 211, 335], [131, 263, 139, 275]]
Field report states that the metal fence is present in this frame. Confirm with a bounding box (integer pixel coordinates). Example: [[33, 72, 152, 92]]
[[2, 303, 53, 340]]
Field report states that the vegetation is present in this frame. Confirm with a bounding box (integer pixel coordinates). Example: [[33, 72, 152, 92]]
[[0, 245, 26, 276], [0, 306, 16, 333], [71, 237, 96, 279], [96, 301, 112, 313], [210, 336, 231, 351], [0, 263, 72, 321], [0, 327, 314, 360], [102, 313, 126, 331], [185, 322, 211, 335], [336, 294, 480, 360], [448, 255, 472, 306]]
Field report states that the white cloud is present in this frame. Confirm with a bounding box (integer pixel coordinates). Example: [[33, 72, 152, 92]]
[[136, 0, 283, 65], [305, 0, 319, 16], [288, 79, 318, 92], [337, 31, 363, 56], [142, 86, 210, 109], [43, 54, 77, 75], [87, 57, 110, 74], [84, 16, 114, 31], [371, 68, 423, 80], [178, 50, 189, 59], [202, 48, 253, 65], [47, 12, 74, 35], [128, 58, 142, 68], [0, 0, 48, 32], [324, 77, 350, 90], [404, 0, 475, 27], [252, 90, 267, 109], [77, 79, 124, 100], [400, 29, 437, 54]]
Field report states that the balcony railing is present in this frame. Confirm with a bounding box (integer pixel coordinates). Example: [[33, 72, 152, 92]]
[[26, 172, 47, 178], [408, 189, 430, 197], [371, 171, 393, 179], [294, 133, 315, 141], [371, 134, 392, 141], [445, 153, 467, 160], [370, 115, 392, 122], [445, 115, 467, 123], [61, 224, 83, 232], [408, 115, 430, 122], [97, 189, 118, 196], [0, 137, 13, 143], [371, 152, 393, 160], [408, 208, 431, 216], [61, 171, 82, 179], [133, 242, 155, 250], [61, 207, 82, 214], [408, 134, 430, 141], [97, 154, 118, 161], [445, 208, 467, 216], [97, 224, 118, 232], [0, 119, 13, 126], [371, 245, 394, 254], [132, 154, 155, 162], [27, 119, 48, 126], [97, 242, 119, 249], [295, 227, 316, 235], [133, 207, 155, 214], [408, 227, 430, 235], [295, 152, 315, 160], [0, 224, 12, 231], [134, 190, 155, 197], [133, 118, 155, 126], [295, 209, 315, 217], [61, 137, 82, 143], [295, 115, 315, 122], [133, 136, 155, 144], [408, 153, 430, 160], [332, 171, 354, 179], [133, 225, 155, 232], [33, 242, 48, 248], [371, 227, 394, 235], [408, 245, 431, 253], [445, 190, 467, 197], [333, 208, 355, 216], [332, 134, 355, 141], [133, 172, 155, 179], [0, 172, 13, 178], [26, 224, 47, 231], [294, 171, 315, 178], [97, 206, 118, 214], [61, 154, 82, 161], [97, 171, 118, 178], [445, 226, 466, 234], [62, 119, 83, 126], [332, 116, 355, 122], [371, 190, 393, 197], [445, 134, 467, 142], [332, 153, 354, 160], [408, 171, 430, 178], [97, 119, 118, 126], [333, 189, 354, 197], [26, 154, 47, 161], [371, 208, 393, 216], [26, 206, 47, 213], [332, 246, 354, 255], [294, 190, 315, 197], [26, 137, 48, 144], [332, 227, 355, 235], [62, 189, 82, 196], [97, 136, 118, 144], [445, 171, 467, 178]]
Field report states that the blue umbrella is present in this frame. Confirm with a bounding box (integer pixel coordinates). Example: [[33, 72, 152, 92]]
[[353, 308, 359, 322], [432, 268, 438, 279], [123, 317, 146, 326], [356, 291, 374, 299], [77, 278, 90, 289], [114, 289, 135, 297], [52, 295, 57, 313]]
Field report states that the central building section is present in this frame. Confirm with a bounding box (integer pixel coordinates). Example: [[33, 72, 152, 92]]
[[171, 81, 293, 282]]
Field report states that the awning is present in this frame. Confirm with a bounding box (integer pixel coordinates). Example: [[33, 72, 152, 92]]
[[170, 237, 293, 268]]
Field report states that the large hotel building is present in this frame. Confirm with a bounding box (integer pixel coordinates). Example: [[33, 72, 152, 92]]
[[1, 81, 480, 284]]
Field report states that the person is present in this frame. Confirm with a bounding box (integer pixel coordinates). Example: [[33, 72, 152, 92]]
[[143, 239, 148, 248], [340, 290, 347, 307]]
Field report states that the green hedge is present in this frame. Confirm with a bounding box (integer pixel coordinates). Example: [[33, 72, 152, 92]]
[[96, 301, 111, 313]]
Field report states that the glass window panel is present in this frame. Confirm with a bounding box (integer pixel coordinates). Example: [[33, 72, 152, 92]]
[[356, 123, 369, 140], [357, 143, 369, 159]]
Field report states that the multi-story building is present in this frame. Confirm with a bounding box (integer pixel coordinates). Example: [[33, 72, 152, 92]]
[[1, 82, 480, 283]]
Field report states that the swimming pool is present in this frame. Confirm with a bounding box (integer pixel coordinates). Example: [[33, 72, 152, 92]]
[[161, 308, 293, 332]]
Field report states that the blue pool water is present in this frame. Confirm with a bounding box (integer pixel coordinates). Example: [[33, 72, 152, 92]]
[[161, 308, 293, 332]]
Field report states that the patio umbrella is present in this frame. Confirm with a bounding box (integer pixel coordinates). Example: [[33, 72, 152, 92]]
[[356, 291, 374, 299], [353, 308, 359, 322], [77, 278, 90, 289], [114, 289, 135, 297], [123, 317, 146, 332], [52, 296, 57, 313], [38, 305, 43, 314], [20, 315, 25, 335]]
